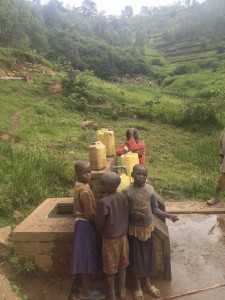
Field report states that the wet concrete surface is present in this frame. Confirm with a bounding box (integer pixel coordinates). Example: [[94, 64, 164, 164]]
[[69, 213, 225, 300], [154, 214, 225, 299]]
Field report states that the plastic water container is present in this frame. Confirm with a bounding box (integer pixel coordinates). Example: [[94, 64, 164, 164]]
[[113, 166, 131, 192], [89, 141, 106, 170], [117, 173, 130, 192], [121, 152, 139, 182], [96, 128, 115, 157]]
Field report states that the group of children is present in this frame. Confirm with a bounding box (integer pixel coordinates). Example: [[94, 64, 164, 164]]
[[71, 160, 178, 300]]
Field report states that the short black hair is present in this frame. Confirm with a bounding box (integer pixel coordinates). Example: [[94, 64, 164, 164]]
[[100, 172, 121, 189], [74, 160, 90, 175], [132, 164, 147, 173]]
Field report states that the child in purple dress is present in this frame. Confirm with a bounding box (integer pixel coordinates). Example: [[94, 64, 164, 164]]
[[71, 160, 105, 299]]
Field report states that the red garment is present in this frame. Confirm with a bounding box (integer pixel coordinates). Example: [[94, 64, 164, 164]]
[[116, 137, 146, 166]]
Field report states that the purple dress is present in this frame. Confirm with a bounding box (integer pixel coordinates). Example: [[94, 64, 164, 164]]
[[71, 182, 101, 275], [71, 220, 101, 275]]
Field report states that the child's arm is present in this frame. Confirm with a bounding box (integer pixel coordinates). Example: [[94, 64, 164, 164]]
[[95, 199, 106, 232], [129, 210, 145, 222], [127, 137, 145, 157], [155, 210, 179, 222], [80, 191, 96, 221], [151, 194, 179, 223], [116, 142, 128, 155]]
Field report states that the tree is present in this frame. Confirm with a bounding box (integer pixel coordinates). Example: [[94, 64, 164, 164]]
[[79, 0, 97, 16], [140, 6, 151, 16], [122, 5, 133, 18]]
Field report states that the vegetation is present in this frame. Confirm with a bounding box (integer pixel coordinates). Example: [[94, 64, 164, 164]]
[[0, 0, 225, 225], [0, 0, 225, 81], [1, 1, 225, 298]]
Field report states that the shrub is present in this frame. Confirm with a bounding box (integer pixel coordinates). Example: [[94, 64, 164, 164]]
[[8, 254, 36, 275], [173, 65, 189, 75], [151, 58, 165, 66], [179, 98, 221, 127]]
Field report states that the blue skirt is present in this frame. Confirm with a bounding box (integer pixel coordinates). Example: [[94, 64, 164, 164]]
[[71, 220, 101, 275]]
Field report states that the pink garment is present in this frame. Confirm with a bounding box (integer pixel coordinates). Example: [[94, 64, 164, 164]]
[[116, 137, 146, 166]]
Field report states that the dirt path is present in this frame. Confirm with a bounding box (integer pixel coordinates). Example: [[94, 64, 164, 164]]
[[0, 104, 36, 141]]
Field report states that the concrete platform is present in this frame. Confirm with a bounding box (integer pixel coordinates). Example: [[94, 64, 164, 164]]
[[12, 198, 75, 273], [13, 200, 225, 299], [12, 197, 172, 279]]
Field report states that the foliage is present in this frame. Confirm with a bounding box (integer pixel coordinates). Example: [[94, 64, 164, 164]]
[[1, 0, 225, 80], [61, 62, 93, 112], [10, 282, 29, 300], [179, 93, 225, 127], [0, 142, 73, 216], [8, 254, 36, 275]]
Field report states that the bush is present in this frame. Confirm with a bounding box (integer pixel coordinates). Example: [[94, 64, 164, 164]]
[[179, 98, 221, 127], [151, 58, 165, 66], [8, 254, 36, 275], [164, 76, 175, 86], [173, 65, 189, 75]]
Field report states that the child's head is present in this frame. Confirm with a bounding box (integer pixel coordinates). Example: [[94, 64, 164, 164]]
[[74, 160, 91, 183], [99, 172, 121, 195], [131, 164, 147, 187], [126, 128, 139, 142]]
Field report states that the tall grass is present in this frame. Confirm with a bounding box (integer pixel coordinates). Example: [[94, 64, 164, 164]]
[[0, 142, 73, 216], [1, 51, 225, 226], [175, 136, 218, 171]]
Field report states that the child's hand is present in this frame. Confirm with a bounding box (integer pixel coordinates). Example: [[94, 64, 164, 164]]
[[123, 145, 129, 153], [130, 211, 144, 222], [168, 214, 179, 222]]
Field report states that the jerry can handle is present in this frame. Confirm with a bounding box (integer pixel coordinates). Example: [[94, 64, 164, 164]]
[[113, 166, 127, 175]]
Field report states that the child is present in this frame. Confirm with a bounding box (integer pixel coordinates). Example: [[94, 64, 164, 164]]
[[122, 164, 179, 300], [95, 172, 129, 300], [116, 128, 146, 166], [71, 160, 105, 300]]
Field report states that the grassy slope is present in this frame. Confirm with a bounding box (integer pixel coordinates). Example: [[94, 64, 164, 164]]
[[0, 47, 224, 227]]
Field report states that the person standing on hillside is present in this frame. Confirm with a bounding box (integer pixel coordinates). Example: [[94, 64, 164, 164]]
[[207, 128, 225, 205], [116, 128, 146, 166]]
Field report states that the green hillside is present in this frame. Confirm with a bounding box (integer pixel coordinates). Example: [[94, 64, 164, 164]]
[[1, 0, 225, 226]]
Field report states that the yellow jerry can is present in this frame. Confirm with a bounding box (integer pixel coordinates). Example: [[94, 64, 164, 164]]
[[121, 151, 139, 182], [89, 141, 106, 170], [96, 128, 115, 157], [113, 166, 131, 192]]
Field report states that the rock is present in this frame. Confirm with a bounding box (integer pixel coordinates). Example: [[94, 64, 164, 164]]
[[23, 75, 33, 83], [67, 137, 78, 142], [0, 226, 11, 257], [13, 211, 23, 219], [161, 189, 179, 198], [0, 274, 21, 300], [51, 82, 62, 94], [59, 117, 69, 125], [81, 120, 97, 129]]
